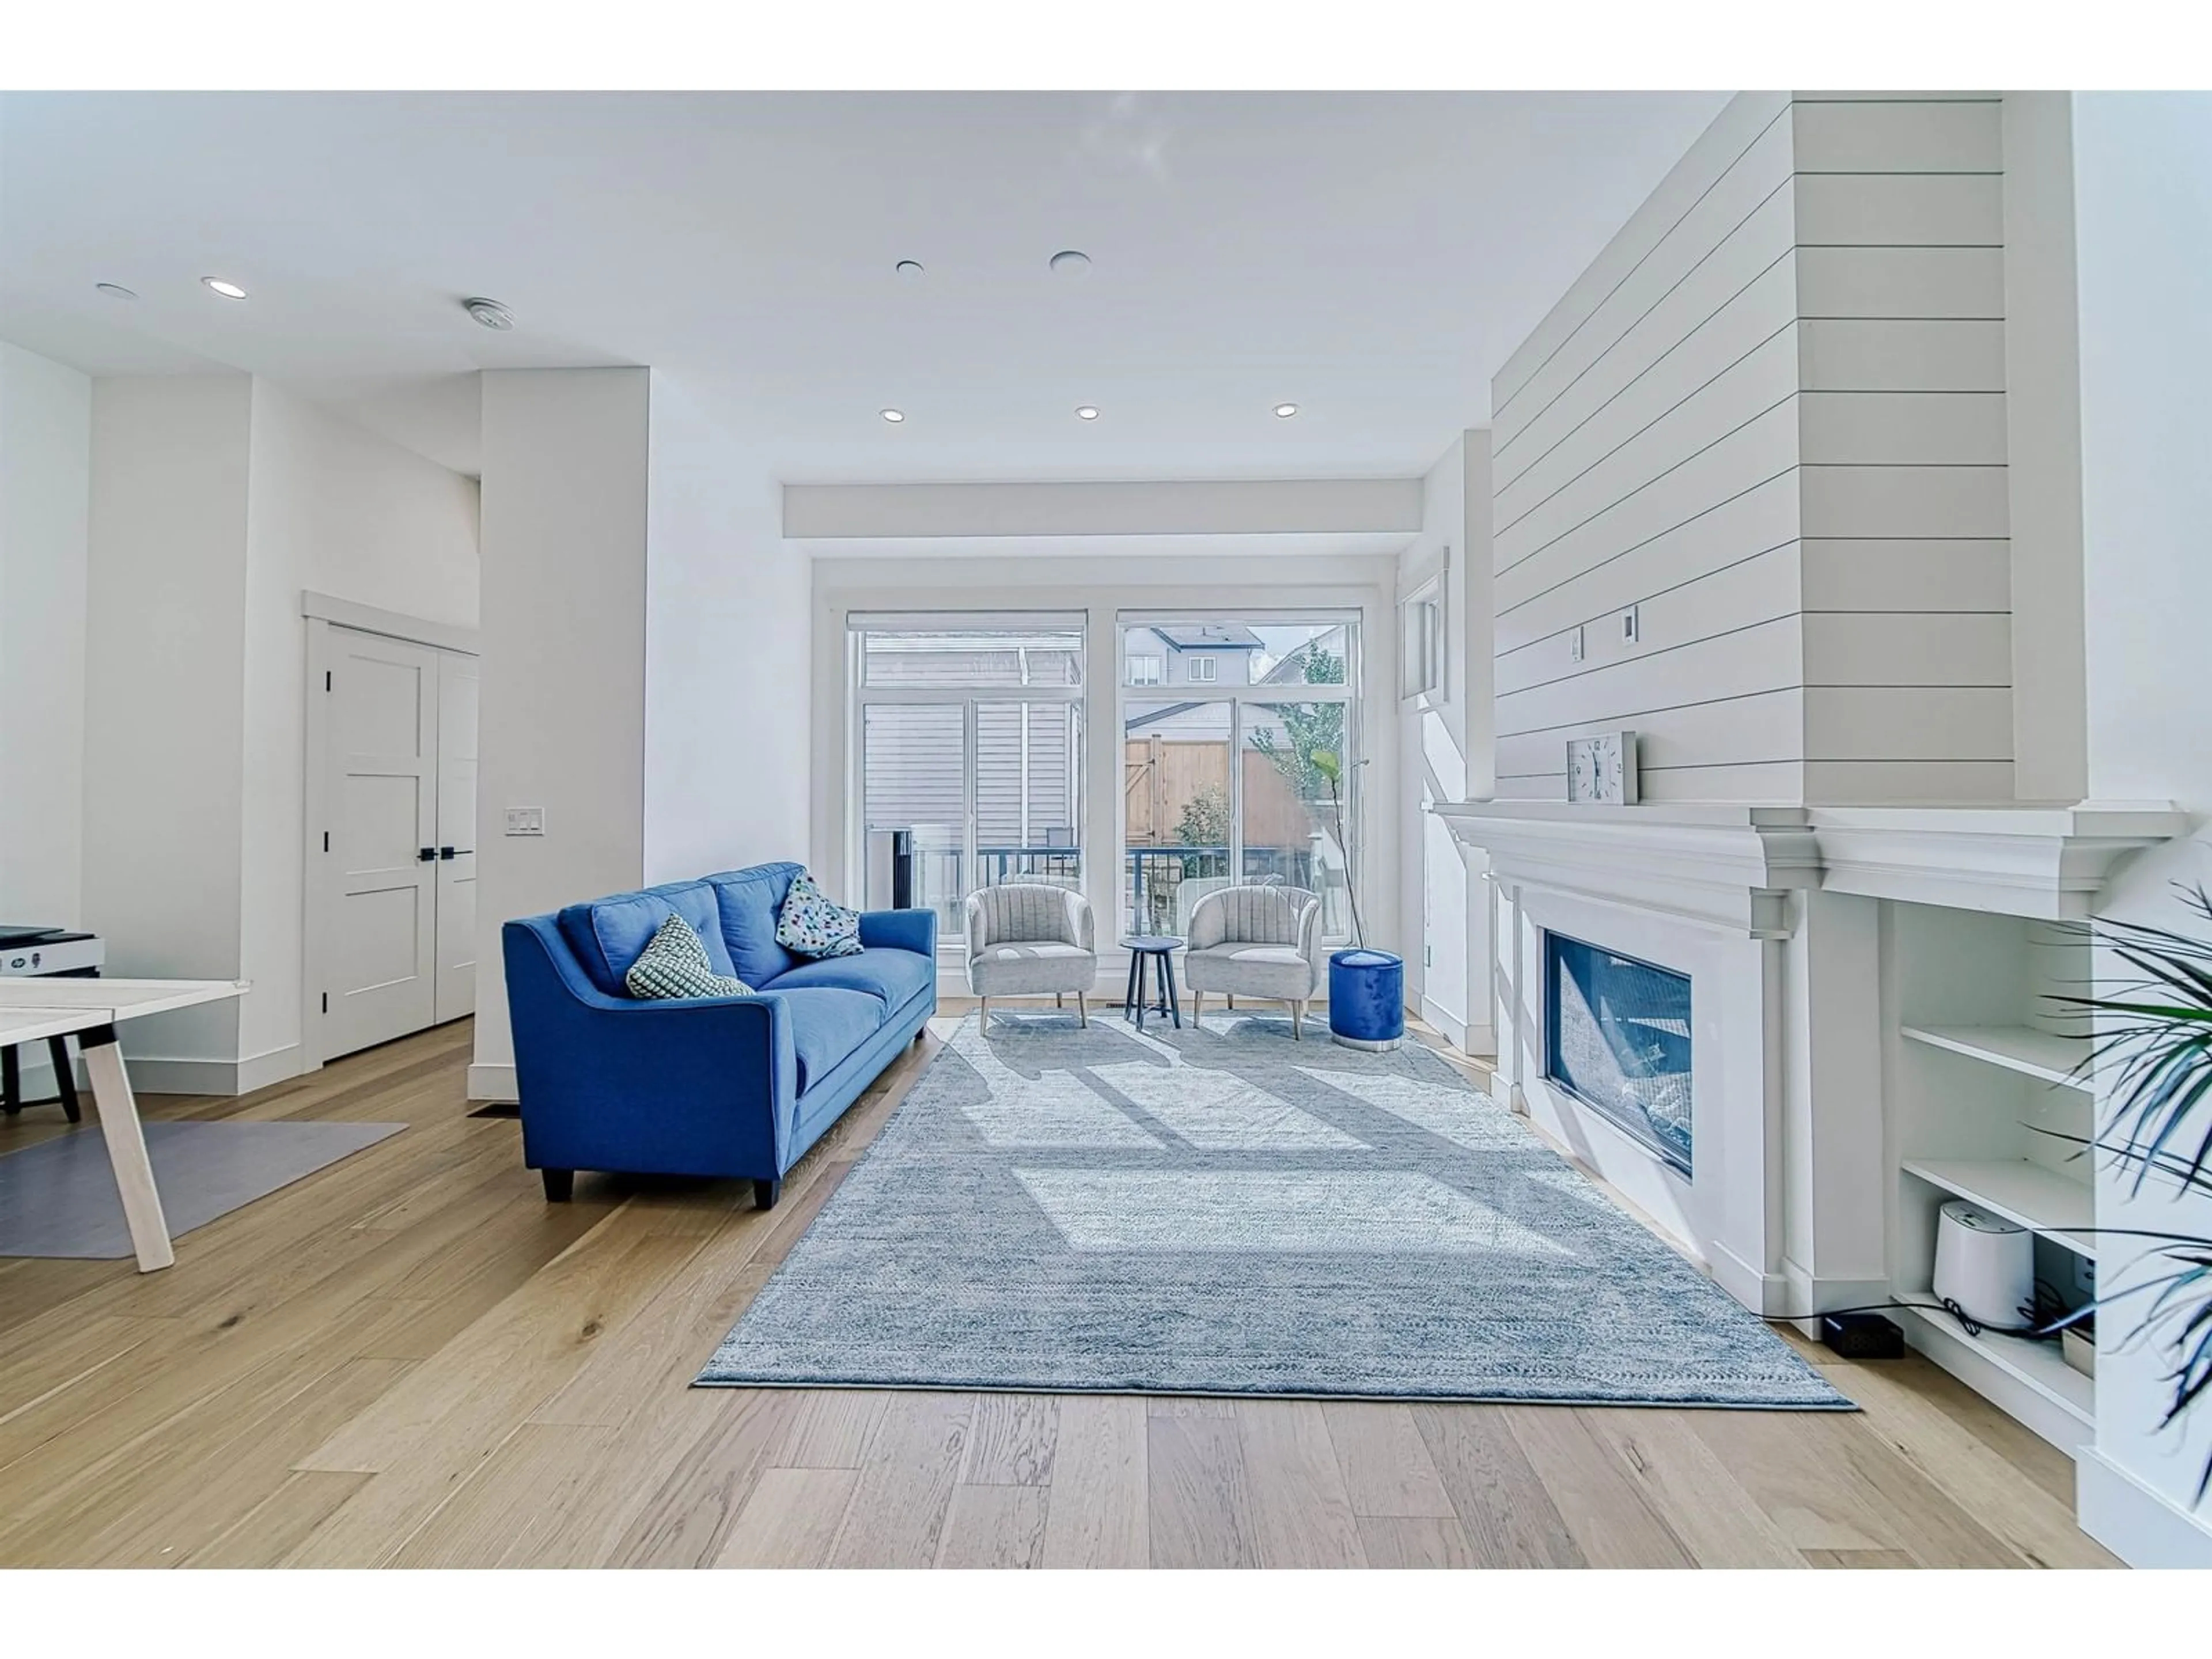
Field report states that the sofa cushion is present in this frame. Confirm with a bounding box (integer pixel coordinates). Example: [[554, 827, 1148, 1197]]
[[704, 862, 807, 987], [623, 914, 754, 1000], [777, 987, 887, 1094], [557, 878, 736, 996], [777, 871, 864, 959], [764, 946, 932, 1010]]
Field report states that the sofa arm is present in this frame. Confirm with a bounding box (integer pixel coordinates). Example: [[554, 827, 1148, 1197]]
[[501, 918, 798, 1177], [861, 907, 937, 958]]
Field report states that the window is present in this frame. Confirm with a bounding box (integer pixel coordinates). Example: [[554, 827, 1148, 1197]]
[[851, 614, 1085, 940], [1119, 614, 1361, 944], [1128, 653, 1163, 686], [1400, 569, 1445, 704]]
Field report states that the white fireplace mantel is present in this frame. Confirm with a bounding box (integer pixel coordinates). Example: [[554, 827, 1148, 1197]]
[[1431, 798, 2190, 923], [1429, 801, 1823, 938]]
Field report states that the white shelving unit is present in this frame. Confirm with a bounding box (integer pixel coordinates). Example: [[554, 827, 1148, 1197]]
[[1884, 903, 2098, 1454], [1901, 1157, 2096, 1257], [1899, 1024, 2092, 1090]]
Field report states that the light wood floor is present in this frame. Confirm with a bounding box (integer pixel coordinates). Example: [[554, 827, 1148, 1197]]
[[0, 1014, 2118, 1568]]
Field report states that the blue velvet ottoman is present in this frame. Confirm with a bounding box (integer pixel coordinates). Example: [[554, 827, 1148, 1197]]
[[1328, 948, 1405, 1051]]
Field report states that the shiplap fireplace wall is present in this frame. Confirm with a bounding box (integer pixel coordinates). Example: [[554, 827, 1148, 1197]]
[[1491, 92, 2011, 805]]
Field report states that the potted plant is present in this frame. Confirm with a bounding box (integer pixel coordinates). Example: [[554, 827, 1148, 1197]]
[[2056, 882, 2212, 1502]]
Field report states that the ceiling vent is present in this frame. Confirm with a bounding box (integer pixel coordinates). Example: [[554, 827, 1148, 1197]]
[[463, 296, 516, 331]]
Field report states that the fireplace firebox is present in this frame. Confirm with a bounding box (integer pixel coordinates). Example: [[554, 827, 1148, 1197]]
[[1543, 932, 1693, 1175]]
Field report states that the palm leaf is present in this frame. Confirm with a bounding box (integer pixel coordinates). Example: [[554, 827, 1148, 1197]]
[[2054, 882, 2212, 1499]]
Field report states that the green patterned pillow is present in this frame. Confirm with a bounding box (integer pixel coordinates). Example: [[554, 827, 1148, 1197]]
[[623, 913, 755, 999]]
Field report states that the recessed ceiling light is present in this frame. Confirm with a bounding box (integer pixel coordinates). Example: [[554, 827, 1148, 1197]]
[[1274, 402, 1300, 418], [95, 282, 137, 301], [880, 408, 906, 423], [202, 277, 248, 300], [463, 296, 516, 331], [895, 260, 925, 277], [1075, 406, 1100, 421], [1049, 249, 1091, 275]]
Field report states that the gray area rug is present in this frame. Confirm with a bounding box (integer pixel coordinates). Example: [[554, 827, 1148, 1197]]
[[698, 1013, 1847, 1408], [0, 1120, 404, 1259]]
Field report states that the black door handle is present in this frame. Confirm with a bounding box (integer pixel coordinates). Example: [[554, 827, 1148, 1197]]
[[439, 846, 457, 860], [418, 847, 437, 862]]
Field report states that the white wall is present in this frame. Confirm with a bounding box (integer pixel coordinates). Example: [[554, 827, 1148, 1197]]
[[2070, 91, 2212, 1565], [1396, 434, 1494, 1052], [82, 376, 256, 1072], [643, 376, 810, 882], [1491, 91, 2013, 805], [0, 343, 91, 942], [786, 478, 1423, 540], [471, 368, 651, 1098]]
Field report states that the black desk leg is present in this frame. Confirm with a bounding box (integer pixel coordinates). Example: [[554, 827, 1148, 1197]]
[[1, 1044, 16, 1115], [49, 1037, 82, 1123]]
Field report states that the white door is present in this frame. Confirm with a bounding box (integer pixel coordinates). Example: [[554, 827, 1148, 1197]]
[[434, 650, 479, 1024], [320, 628, 441, 1058]]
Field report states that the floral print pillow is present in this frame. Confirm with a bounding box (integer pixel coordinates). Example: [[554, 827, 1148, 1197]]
[[775, 870, 865, 959]]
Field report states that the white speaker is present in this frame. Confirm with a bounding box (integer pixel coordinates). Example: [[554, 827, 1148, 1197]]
[[1932, 1199, 2035, 1329]]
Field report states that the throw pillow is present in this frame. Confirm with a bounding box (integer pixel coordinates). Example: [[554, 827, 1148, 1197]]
[[624, 912, 755, 999], [776, 870, 865, 959]]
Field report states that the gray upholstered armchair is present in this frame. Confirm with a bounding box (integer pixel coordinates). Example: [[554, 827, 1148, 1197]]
[[963, 883, 1097, 1028], [1183, 884, 1328, 1039]]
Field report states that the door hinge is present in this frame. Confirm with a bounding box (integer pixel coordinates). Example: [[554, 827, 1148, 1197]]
[[320, 992, 328, 1014], [325, 670, 332, 691]]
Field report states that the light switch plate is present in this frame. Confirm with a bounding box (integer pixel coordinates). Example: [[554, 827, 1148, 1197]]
[[505, 807, 546, 836], [1569, 624, 1585, 663], [1622, 605, 1640, 643]]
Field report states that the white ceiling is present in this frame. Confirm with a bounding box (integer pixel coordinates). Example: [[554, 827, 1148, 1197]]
[[0, 91, 1727, 480]]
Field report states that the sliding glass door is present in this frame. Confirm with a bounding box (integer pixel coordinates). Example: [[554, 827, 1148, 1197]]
[[852, 615, 1085, 941], [1118, 616, 1360, 942]]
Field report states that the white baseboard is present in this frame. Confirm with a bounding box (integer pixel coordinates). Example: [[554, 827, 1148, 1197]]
[[237, 1044, 303, 1094], [2077, 1446, 2212, 1567], [468, 1063, 519, 1104], [116, 1044, 301, 1098], [1418, 996, 1468, 1051], [1707, 1240, 1789, 1317], [1778, 1263, 1892, 1339]]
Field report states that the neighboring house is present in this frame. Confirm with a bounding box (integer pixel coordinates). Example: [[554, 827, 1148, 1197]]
[[858, 634, 1081, 851], [1123, 623, 1263, 688]]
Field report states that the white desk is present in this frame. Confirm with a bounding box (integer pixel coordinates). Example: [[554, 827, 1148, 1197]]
[[0, 978, 247, 1272]]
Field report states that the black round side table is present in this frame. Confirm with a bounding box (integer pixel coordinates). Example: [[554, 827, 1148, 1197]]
[[1119, 935, 1183, 1029]]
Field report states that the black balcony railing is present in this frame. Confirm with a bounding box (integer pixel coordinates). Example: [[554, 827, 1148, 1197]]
[[896, 842, 1340, 943]]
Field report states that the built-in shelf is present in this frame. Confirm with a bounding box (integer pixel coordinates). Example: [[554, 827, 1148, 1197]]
[[1901, 1157, 2096, 1256], [1903, 1304, 2093, 1426], [1900, 1024, 2092, 1089]]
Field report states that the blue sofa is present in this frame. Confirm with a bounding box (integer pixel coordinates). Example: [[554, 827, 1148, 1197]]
[[501, 861, 937, 1209]]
